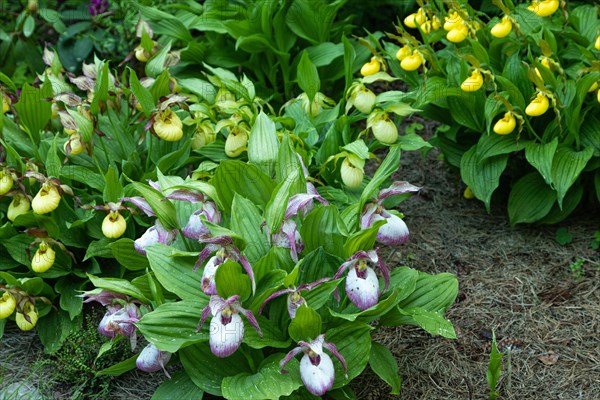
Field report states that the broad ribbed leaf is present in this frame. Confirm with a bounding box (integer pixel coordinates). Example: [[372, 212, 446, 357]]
[[525, 139, 558, 186], [329, 289, 401, 323], [14, 81, 52, 140], [109, 238, 150, 271], [136, 300, 208, 352], [299, 205, 345, 255], [222, 354, 302, 400], [550, 146, 593, 208], [212, 160, 275, 210], [215, 261, 251, 302], [151, 370, 204, 400], [36, 309, 77, 354], [243, 316, 291, 349], [342, 139, 369, 160], [131, 182, 179, 229], [145, 244, 205, 301], [146, 41, 172, 78], [342, 220, 385, 258], [460, 146, 508, 212], [180, 343, 251, 397], [297, 50, 320, 101], [508, 172, 556, 225], [369, 342, 401, 395], [477, 134, 526, 159], [328, 322, 372, 389], [104, 165, 123, 203], [231, 194, 269, 263], [399, 308, 457, 338], [265, 170, 299, 234], [45, 136, 62, 178], [248, 112, 279, 176], [61, 165, 104, 191], [87, 274, 150, 303], [286, 0, 347, 45], [288, 304, 321, 342]]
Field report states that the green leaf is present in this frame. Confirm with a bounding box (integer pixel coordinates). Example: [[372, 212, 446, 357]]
[[265, 170, 299, 234], [103, 165, 123, 203], [460, 146, 508, 212], [342, 220, 385, 258], [109, 238, 150, 271], [36, 309, 78, 354], [297, 50, 320, 101], [329, 289, 402, 323], [477, 134, 526, 160], [84, 239, 115, 260], [286, 0, 347, 45], [508, 172, 557, 225], [180, 343, 250, 397], [487, 331, 504, 399], [129, 68, 155, 117], [231, 194, 269, 263], [397, 133, 432, 152], [243, 316, 291, 350], [61, 165, 104, 191], [399, 308, 457, 338], [146, 41, 173, 78], [222, 354, 302, 400], [550, 146, 593, 208], [55, 277, 84, 320], [151, 370, 204, 400], [145, 244, 206, 301], [45, 135, 62, 178], [369, 342, 401, 395], [358, 145, 401, 219], [342, 139, 369, 160], [327, 322, 372, 389], [131, 182, 179, 229], [211, 160, 275, 211], [14, 82, 52, 140], [90, 62, 110, 115], [96, 355, 137, 376], [288, 304, 322, 342], [87, 274, 150, 303], [247, 111, 279, 176], [136, 300, 209, 352], [525, 138, 558, 186], [555, 227, 572, 246], [215, 261, 251, 302], [299, 205, 345, 255], [23, 15, 35, 37]]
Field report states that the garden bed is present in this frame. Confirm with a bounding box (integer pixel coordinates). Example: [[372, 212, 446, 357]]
[[2, 146, 598, 400]]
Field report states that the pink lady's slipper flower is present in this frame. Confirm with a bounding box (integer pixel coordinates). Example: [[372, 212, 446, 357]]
[[134, 220, 177, 255], [360, 181, 420, 246], [97, 302, 141, 349], [198, 295, 262, 358], [136, 343, 172, 377], [183, 201, 221, 240], [196, 236, 256, 295], [280, 334, 347, 396], [258, 278, 330, 319], [334, 249, 390, 310]]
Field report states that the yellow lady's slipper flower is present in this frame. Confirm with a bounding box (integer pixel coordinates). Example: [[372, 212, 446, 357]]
[[396, 46, 411, 61], [360, 57, 381, 77], [15, 302, 38, 331], [225, 126, 249, 158], [493, 112, 516, 135], [352, 86, 376, 114], [534, 57, 552, 81], [400, 52, 424, 72], [443, 11, 463, 31], [461, 70, 484, 92], [0, 169, 13, 195], [463, 186, 475, 199], [528, 0, 559, 17], [64, 134, 85, 156], [0, 292, 16, 319], [490, 16, 512, 38], [102, 211, 127, 239], [340, 155, 365, 189], [446, 24, 469, 43], [7, 194, 31, 222], [597, 89, 600, 104], [154, 108, 183, 141], [595, 35, 600, 51], [32, 184, 61, 214], [370, 114, 398, 144], [404, 8, 427, 29], [1, 93, 9, 114], [32, 241, 56, 273], [589, 81, 598, 93], [525, 92, 550, 116]]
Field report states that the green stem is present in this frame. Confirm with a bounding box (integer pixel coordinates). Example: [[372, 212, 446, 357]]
[[178, 228, 193, 252]]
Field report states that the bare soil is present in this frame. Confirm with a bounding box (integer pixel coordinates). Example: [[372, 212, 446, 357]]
[[2, 143, 599, 400]]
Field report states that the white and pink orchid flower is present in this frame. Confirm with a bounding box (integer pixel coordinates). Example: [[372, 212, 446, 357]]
[[258, 278, 330, 319], [136, 343, 172, 377], [183, 201, 221, 240], [360, 181, 420, 246], [97, 302, 141, 350], [333, 249, 390, 310], [280, 334, 347, 396], [197, 295, 262, 358], [134, 220, 177, 255], [196, 236, 256, 295]]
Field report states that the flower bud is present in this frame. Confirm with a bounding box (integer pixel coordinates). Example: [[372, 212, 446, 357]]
[[15, 302, 38, 331], [31, 241, 56, 273], [400, 52, 424, 72], [32, 184, 61, 214], [102, 211, 127, 239], [224, 126, 249, 158], [0, 292, 16, 319], [371, 114, 398, 144], [463, 186, 475, 199], [395, 46, 411, 61], [360, 57, 381, 77], [528, 0, 559, 17], [352, 87, 376, 114], [135, 45, 151, 62], [446, 24, 469, 43], [136, 343, 172, 373], [490, 16, 512, 38], [340, 156, 364, 189], [525, 92, 550, 116], [595, 35, 600, 51], [493, 112, 516, 135], [154, 108, 183, 141], [461, 70, 484, 92], [0, 169, 13, 195]]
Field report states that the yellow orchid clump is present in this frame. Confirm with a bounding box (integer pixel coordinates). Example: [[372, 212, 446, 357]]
[[461, 70, 484, 92]]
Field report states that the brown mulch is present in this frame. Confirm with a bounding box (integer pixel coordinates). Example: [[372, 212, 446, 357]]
[[352, 142, 600, 400]]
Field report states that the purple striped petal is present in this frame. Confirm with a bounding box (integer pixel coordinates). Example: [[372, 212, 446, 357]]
[[376, 213, 409, 246], [201, 256, 221, 295], [377, 181, 420, 200], [121, 196, 155, 217], [345, 266, 380, 310]]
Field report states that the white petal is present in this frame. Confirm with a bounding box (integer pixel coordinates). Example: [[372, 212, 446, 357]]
[[209, 312, 244, 357], [300, 352, 335, 396], [345, 266, 380, 310], [136, 343, 171, 373], [202, 256, 220, 295], [377, 213, 409, 246]]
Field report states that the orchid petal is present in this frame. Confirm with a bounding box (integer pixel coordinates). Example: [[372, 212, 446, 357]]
[[285, 194, 320, 219], [297, 277, 331, 291], [376, 213, 409, 246], [164, 189, 205, 203], [183, 210, 210, 240], [196, 303, 212, 332], [258, 288, 293, 315], [238, 255, 256, 295], [345, 266, 379, 310], [209, 312, 244, 357], [147, 180, 161, 191], [300, 352, 335, 396], [377, 181, 420, 200], [323, 340, 348, 378], [236, 305, 262, 337], [201, 256, 221, 295], [120, 196, 155, 217], [280, 346, 303, 373], [359, 203, 379, 229]]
